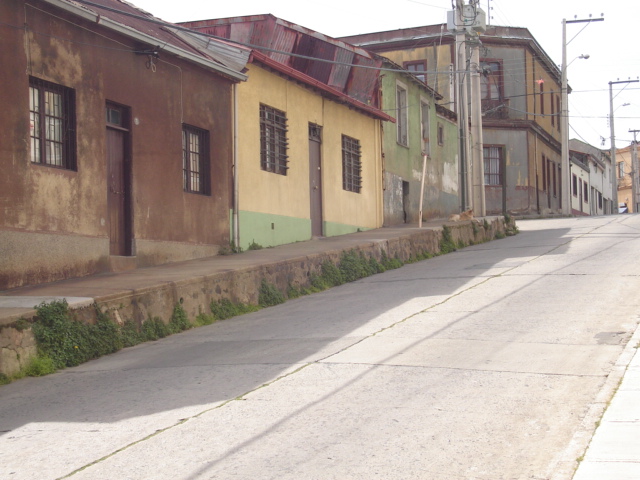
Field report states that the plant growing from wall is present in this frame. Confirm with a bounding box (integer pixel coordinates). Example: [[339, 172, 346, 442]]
[[10, 300, 195, 382], [31, 300, 122, 370], [380, 250, 403, 270], [248, 240, 263, 250], [210, 298, 259, 320], [439, 225, 457, 254], [258, 279, 286, 307]]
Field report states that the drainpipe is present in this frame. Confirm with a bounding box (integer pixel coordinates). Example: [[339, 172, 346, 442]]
[[232, 83, 240, 249]]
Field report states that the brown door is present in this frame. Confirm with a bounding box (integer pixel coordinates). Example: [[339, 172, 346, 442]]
[[308, 124, 323, 237], [106, 104, 131, 256]]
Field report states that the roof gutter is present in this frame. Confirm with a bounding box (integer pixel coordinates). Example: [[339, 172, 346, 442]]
[[41, 0, 247, 82]]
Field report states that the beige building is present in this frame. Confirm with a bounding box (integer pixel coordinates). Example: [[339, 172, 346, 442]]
[[616, 144, 638, 213]]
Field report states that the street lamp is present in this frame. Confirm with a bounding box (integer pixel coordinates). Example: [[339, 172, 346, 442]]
[[561, 16, 604, 216], [567, 53, 590, 67]]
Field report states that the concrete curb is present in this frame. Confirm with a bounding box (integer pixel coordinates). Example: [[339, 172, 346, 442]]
[[551, 317, 640, 480]]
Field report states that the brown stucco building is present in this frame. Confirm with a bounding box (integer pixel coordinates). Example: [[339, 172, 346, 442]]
[[0, 0, 248, 290]]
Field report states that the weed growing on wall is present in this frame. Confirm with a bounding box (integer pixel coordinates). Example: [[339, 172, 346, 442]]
[[259, 279, 286, 307], [32, 300, 122, 369], [439, 225, 457, 254], [380, 250, 403, 270], [210, 298, 259, 320], [169, 304, 191, 333], [504, 215, 519, 236], [248, 240, 263, 250], [18, 301, 194, 380]]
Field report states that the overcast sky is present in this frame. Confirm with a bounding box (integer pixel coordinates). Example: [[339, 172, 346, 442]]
[[129, 0, 639, 149]]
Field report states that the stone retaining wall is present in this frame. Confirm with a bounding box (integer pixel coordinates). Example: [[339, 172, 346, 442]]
[[0, 217, 511, 377]]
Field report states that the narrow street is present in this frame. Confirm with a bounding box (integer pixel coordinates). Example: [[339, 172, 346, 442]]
[[2, 216, 639, 480]]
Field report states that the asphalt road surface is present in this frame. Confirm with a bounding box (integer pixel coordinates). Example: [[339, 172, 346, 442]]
[[2, 216, 639, 480]]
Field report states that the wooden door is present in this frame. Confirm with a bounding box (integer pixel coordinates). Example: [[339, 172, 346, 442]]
[[106, 104, 131, 256], [308, 124, 323, 237]]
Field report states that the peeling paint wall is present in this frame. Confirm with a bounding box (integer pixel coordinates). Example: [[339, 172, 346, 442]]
[[0, 0, 236, 289], [343, 28, 563, 218], [380, 67, 459, 225]]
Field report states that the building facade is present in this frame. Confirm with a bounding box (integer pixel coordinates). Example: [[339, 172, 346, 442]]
[[569, 139, 614, 216], [181, 15, 392, 249], [615, 144, 638, 213], [341, 25, 564, 216], [0, 0, 247, 289], [378, 57, 459, 224]]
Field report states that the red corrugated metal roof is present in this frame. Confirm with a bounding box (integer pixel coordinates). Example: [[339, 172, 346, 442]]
[[180, 14, 384, 109], [249, 50, 394, 123]]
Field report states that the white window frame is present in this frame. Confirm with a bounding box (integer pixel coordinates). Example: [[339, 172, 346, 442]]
[[396, 81, 409, 147]]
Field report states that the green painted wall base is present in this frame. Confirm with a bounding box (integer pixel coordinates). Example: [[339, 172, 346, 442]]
[[234, 210, 311, 250], [323, 221, 370, 237], [231, 211, 371, 250]]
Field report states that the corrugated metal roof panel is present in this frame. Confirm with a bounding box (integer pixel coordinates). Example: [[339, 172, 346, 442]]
[[181, 14, 382, 108], [346, 56, 382, 106], [268, 26, 297, 66], [328, 48, 354, 92], [47, 0, 247, 78], [170, 29, 251, 73], [306, 38, 336, 84]]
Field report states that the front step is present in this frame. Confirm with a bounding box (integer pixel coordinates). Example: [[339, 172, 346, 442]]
[[109, 255, 137, 273]]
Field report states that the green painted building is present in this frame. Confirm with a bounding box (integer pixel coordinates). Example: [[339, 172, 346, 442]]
[[378, 57, 460, 225]]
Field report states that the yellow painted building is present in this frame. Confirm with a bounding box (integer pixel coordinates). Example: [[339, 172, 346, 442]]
[[616, 145, 635, 212], [234, 54, 391, 249]]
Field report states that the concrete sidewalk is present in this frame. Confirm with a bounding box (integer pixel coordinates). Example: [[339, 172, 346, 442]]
[[0, 220, 455, 325], [571, 328, 640, 480]]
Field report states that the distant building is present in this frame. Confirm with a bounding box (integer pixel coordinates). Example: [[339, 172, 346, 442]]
[[342, 24, 564, 216], [569, 139, 614, 215], [615, 144, 637, 213]]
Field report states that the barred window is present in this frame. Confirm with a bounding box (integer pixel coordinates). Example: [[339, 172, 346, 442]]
[[260, 104, 288, 175], [483, 145, 503, 186], [342, 135, 361, 193], [182, 124, 210, 195], [29, 77, 76, 169]]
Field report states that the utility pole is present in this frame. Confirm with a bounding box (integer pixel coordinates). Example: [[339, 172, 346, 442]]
[[452, 0, 471, 211], [469, 35, 486, 216], [630, 130, 640, 213], [448, 0, 486, 213], [561, 15, 604, 215], [609, 79, 638, 214]]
